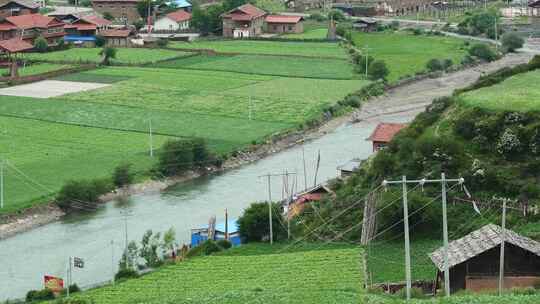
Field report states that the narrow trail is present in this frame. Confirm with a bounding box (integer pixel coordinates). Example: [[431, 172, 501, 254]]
[[354, 52, 534, 123]]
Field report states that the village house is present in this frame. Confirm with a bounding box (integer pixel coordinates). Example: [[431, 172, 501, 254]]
[[64, 15, 113, 46], [529, 0, 540, 17], [430, 224, 540, 293], [222, 3, 265, 38], [153, 9, 191, 32], [100, 28, 133, 46], [367, 122, 406, 152], [264, 15, 303, 34], [0, 14, 65, 46], [91, 0, 140, 24], [337, 159, 363, 178], [288, 184, 334, 219], [46, 6, 95, 23], [0, 0, 38, 21], [353, 17, 378, 32]]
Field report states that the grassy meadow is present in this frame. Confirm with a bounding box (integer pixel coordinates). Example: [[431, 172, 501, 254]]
[[153, 54, 357, 79], [169, 39, 348, 58], [460, 69, 540, 112], [24, 48, 190, 64], [352, 32, 468, 82], [284, 28, 329, 40], [62, 243, 363, 304]]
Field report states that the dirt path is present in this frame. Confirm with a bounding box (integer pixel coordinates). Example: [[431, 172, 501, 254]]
[[354, 52, 534, 123]]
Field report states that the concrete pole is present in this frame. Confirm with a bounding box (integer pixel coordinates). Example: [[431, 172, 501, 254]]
[[402, 175, 412, 301], [0, 160, 4, 209], [441, 172, 450, 297], [267, 174, 273, 245]]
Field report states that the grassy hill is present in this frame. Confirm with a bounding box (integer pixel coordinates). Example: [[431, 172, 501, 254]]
[[63, 243, 363, 304]]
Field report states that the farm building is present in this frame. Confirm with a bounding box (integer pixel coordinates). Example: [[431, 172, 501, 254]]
[[91, 0, 140, 24], [0, 38, 32, 77], [64, 15, 112, 46], [0, 14, 65, 45], [222, 3, 266, 38], [0, 0, 38, 21], [529, 0, 540, 16], [264, 15, 303, 34], [100, 28, 134, 46], [430, 224, 540, 293], [367, 122, 406, 152], [353, 17, 378, 32], [153, 9, 191, 32], [288, 184, 334, 219], [45, 6, 95, 23], [191, 219, 242, 247]]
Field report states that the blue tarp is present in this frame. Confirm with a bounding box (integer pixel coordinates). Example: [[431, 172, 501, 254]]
[[191, 219, 242, 247], [64, 35, 96, 42], [168, 0, 191, 8]]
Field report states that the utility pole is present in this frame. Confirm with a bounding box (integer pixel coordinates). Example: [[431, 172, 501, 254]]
[[225, 208, 229, 240], [111, 240, 115, 285], [363, 45, 370, 79], [67, 257, 72, 297], [149, 119, 154, 157], [383, 174, 465, 299], [499, 198, 507, 296], [0, 160, 4, 209], [302, 145, 307, 191]]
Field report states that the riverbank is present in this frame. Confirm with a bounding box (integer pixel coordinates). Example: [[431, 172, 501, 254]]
[[0, 52, 531, 240]]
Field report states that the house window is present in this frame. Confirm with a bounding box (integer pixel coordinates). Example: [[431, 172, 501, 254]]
[[273, 25, 277, 30], [288, 26, 293, 31]]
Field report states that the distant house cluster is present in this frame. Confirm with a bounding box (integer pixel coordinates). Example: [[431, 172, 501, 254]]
[[222, 4, 304, 38]]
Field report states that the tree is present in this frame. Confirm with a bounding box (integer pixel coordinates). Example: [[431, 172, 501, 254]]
[[368, 60, 389, 81], [426, 59, 443, 72], [56, 179, 110, 211], [34, 36, 48, 53], [191, 3, 225, 35], [95, 35, 106, 47], [222, 0, 247, 11], [501, 32, 524, 53], [100, 46, 117, 65], [192, 138, 210, 167], [139, 230, 163, 268], [327, 9, 345, 22], [113, 163, 134, 188], [158, 139, 195, 176], [102, 12, 114, 21], [237, 202, 286, 242], [442, 58, 454, 71]]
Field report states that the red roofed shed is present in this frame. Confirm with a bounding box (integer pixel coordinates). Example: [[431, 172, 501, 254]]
[[265, 15, 303, 34], [0, 37, 32, 53], [367, 122, 406, 152]]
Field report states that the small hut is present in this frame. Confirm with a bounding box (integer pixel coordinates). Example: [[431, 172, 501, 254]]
[[367, 122, 407, 152], [429, 224, 540, 294], [0, 38, 33, 77], [353, 18, 378, 32]]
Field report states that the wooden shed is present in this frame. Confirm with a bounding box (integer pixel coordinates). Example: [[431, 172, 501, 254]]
[[429, 224, 540, 294], [366, 122, 406, 152]]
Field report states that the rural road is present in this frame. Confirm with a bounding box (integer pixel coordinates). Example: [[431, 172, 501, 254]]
[[354, 52, 534, 123]]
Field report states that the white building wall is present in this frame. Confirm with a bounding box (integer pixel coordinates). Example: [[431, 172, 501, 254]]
[[154, 17, 179, 31]]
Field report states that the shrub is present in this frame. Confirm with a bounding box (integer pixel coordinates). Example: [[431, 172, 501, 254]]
[[57, 38, 65, 49], [327, 9, 345, 22], [60, 284, 81, 295], [216, 239, 232, 249], [397, 287, 425, 299], [238, 202, 286, 242], [113, 163, 134, 188], [99, 46, 117, 65], [368, 60, 389, 81], [26, 288, 55, 302], [468, 43, 497, 62], [156, 38, 169, 48], [412, 28, 423, 35], [497, 128, 522, 157], [355, 54, 374, 75], [443, 58, 454, 71], [95, 35, 106, 47], [158, 139, 195, 176], [103, 12, 114, 20], [309, 12, 326, 22], [336, 24, 347, 37], [501, 32, 524, 52], [114, 268, 139, 281], [55, 179, 111, 211], [390, 20, 399, 30], [187, 240, 223, 257], [34, 36, 48, 53], [426, 59, 443, 72]]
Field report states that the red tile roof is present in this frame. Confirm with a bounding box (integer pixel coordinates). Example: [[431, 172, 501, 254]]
[[166, 10, 191, 22], [367, 123, 407, 143], [265, 15, 303, 24], [0, 38, 33, 53], [100, 29, 132, 37], [65, 23, 97, 31], [0, 22, 16, 30], [223, 3, 266, 21], [81, 15, 113, 26], [5, 14, 64, 29]]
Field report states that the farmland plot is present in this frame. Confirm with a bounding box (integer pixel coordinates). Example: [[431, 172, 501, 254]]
[[24, 48, 190, 64], [67, 244, 363, 304]]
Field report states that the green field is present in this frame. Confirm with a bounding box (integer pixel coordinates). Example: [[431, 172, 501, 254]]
[[460, 70, 540, 112], [3, 63, 74, 77], [284, 28, 329, 40], [65, 243, 363, 304], [352, 32, 468, 82], [366, 239, 440, 284], [24, 48, 190, 64], [153, 54, 357, 79], [169, 40, 348, 58], [0, 115, 173, 214]]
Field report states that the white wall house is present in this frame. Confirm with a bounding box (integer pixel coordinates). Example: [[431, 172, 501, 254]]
[[154, 10, 191, 32]]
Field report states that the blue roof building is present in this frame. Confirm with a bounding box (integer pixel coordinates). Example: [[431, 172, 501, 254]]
[[191, 219, 242, 247]]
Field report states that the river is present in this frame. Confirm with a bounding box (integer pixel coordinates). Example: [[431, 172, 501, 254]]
[[0, 114, 410, 301]]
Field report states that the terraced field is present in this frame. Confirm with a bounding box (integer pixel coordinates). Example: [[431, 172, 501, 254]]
[[24, 48, 190, 64], [460, 69, 540, 112], [169, 39, 347, 58], [66, 244, 363, 304]]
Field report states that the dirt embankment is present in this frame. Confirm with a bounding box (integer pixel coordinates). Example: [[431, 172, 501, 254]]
[[0, 52, 533, 240]]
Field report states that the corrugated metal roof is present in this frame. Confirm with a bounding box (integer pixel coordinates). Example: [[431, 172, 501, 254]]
[[338, 159, 362, 172], [429, 224, 540, 271]]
